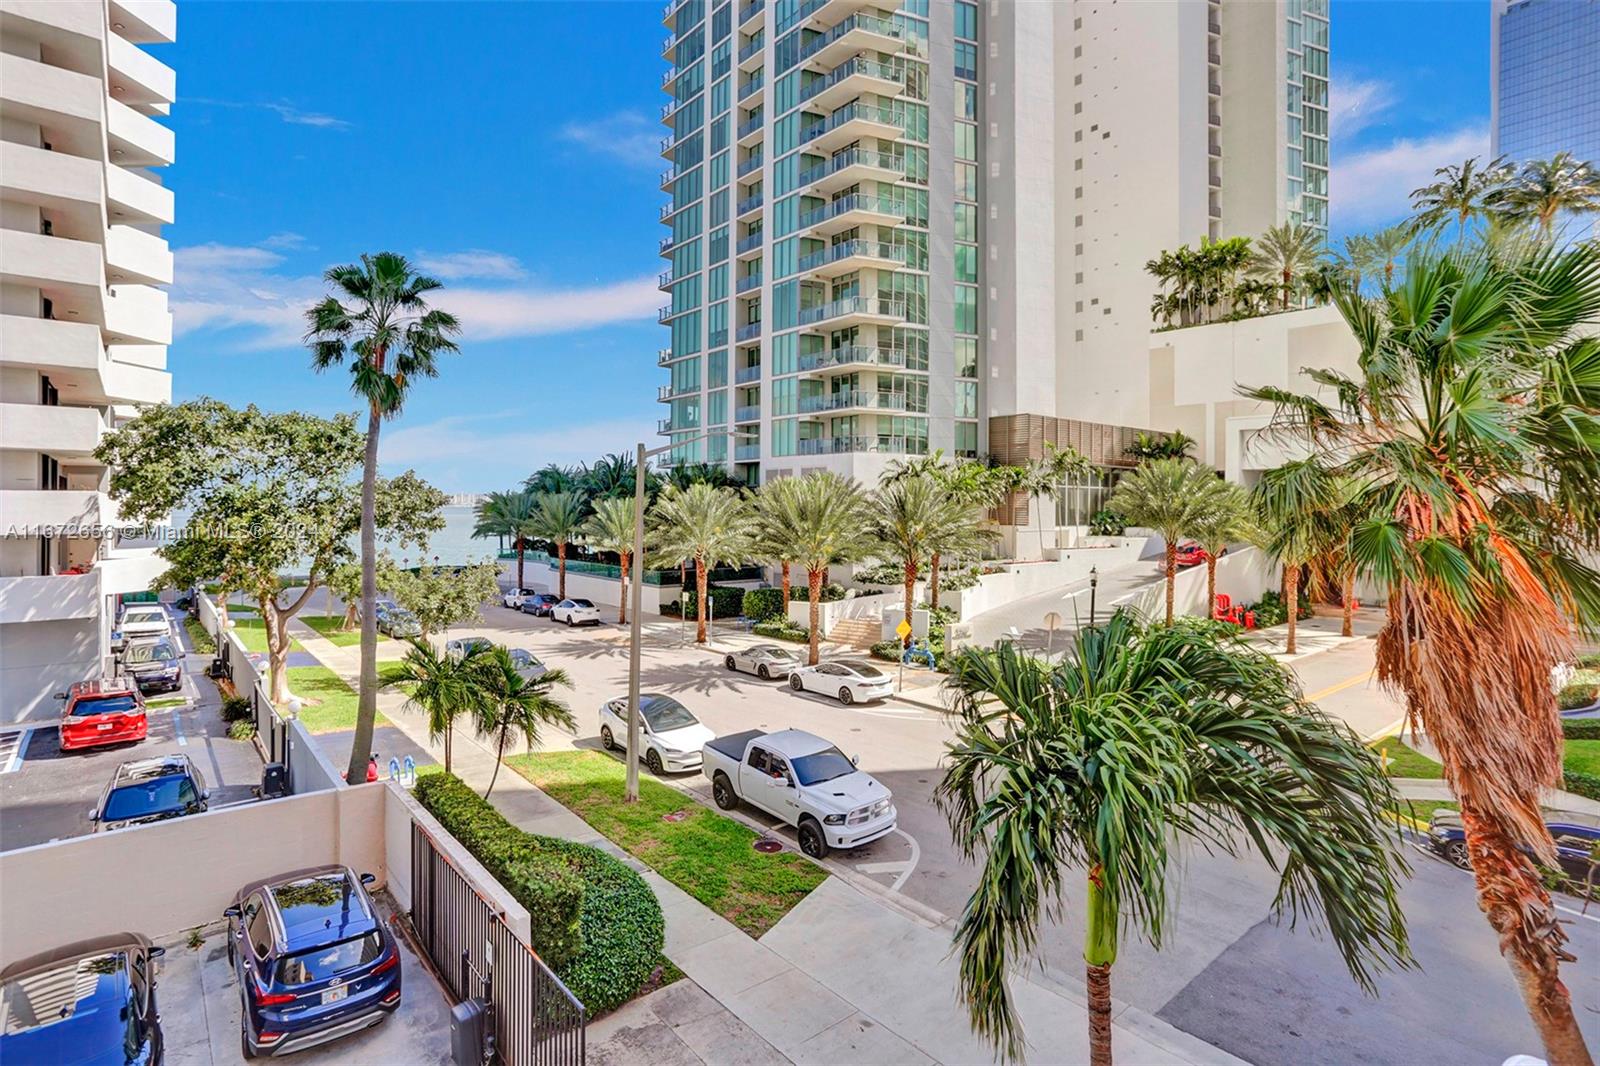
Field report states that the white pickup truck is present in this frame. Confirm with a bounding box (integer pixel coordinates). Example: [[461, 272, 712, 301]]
[[702, 728, 896, 859]]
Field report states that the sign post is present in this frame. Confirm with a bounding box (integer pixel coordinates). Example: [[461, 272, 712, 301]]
[[895, 618, 912, 692], [1043, 610, 1062, 659]]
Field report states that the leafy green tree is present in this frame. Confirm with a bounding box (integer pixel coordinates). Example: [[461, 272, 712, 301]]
[[581, 497, 640, 624], [526, 491, 586, 599], [384, 638, 489, 773], [1488, 151, 1600, 236], [765, 473, 875, 665], [472, 646, 575, 798], [328, 553, 403, 630], [937, 615, 1411, 1065], [1106, 459, 1233, 623], [649, 483, 753, 643], [1186, 480, 1255, 613], [305, 251, 461, 786], [386, 560, 501, 641], [1243, 241, 1600, 1063], [473, 490, 538, 591], [1248, 221, 1324, 309], [1409, 154, 1512, 238]]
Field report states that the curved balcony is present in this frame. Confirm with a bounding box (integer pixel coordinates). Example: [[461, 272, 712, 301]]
[[798, 296, 905, 332], [797, 13, 908, 70], [798, 390, 908, 416], [798, 101, 903, 154], [798, 147, 905, 195], [797, 346, 906, 374], [798, 239, 904, 279], [798, 435, 922, 456], [799, 55, 904, 112], [798, 193, 903, 237]]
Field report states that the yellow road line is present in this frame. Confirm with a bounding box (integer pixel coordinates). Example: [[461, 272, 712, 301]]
[[1305, 668, 1375, 703]]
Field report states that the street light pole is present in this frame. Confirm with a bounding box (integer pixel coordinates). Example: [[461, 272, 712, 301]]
[[625, 441, 648, 803], [1089, 566, 1099, 628]]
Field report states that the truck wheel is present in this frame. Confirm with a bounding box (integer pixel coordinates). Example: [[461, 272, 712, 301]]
[[838, 687, 854, 705], [712, 773, 737, 810], [646, 749, 664, 775], [725, 655, 737, 671], [799, 818, 829, 859], [1445, 840, 1472, 870], [600, 726, 615, 751]]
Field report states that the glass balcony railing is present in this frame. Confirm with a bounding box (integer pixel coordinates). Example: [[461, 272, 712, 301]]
[[798, 295, 905, 326], [738, 0, 765, 24], [797, 101, 901, 147], [798, 435, 923, 455], [797, 239, 904, 273], [797, 345, 906, 371], [798, 193, 901, 230], [736, 272, 763, 293], [737, 152, 764, 178], [735, 443, 761, 462], [738, 38, 764, 64], [735, 321, 763, 341], [735, 364, 762, 383], [737, 113, 764, 139], [736, 231, 764, 254], [797, 147, 905, 188], [739, 73, 765, 101], [735, 404, 761, 422], [798, 56, 902, 107], [799, 390, 907, 414], [795, 13, 906, 67], [737, 192, 765, 215]]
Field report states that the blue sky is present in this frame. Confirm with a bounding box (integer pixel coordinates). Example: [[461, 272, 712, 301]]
[[158, 1, 1491, 493]]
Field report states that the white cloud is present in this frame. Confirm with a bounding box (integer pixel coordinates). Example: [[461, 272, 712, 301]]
[[558, 112, 661, 169], [1329, 78, 1396, 141], [259, 232, 308, 251], [382, 413, 658, 470], [1332, 125, 1490, 229], [414, 250, 527, 280], [437, 277, 660, 341], [189, 98, 351, 130]]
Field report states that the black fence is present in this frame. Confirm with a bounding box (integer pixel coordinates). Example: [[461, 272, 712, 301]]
[[410, 823, 586, 1066]]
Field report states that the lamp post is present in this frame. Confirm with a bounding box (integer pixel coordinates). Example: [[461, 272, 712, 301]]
[[1088, 566, 1099, 628]]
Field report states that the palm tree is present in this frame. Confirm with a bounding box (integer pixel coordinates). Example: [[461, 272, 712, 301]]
[[871, 475, 946, 643], [1409, 155, 1511, 238], [524, 463, 582, 495], [1243, 241, 1600, 1064], [1366, 224, 1412, 288], [1489, 151, 1600, 236], [752, 477, 803, 607], [937, 615, 1411, 1065], [771, 473, 875, 665], [664, 461, 744, 492], [1186, 481, 1254, 615], [1247, 222, 1324, 309], [1106, 459, 1233, 624], [580, 452, 646, 501], [304, 252, 461, 786], [581, 496, 639, 624], [471, 646, 575, 799], [1014, 443, 1091, 556], [528, 491, 586, 599], [1250, 459, 1332, 655], [650, 482, 753, 643], [383, 639, 487, 774], [473, 490, 538, 591]]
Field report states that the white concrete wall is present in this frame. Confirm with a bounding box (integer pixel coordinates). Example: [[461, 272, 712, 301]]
[[0, 614, 99, 725], [786, 590, 899, 637], [1116, 546, 1278, 622], [944, 543, 1148, 621], [517, 561, 670, 615]]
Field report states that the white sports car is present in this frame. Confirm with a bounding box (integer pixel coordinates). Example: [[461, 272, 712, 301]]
[[723, 644, 802, 680], [551, 598, 601, 626], [788, 660, 894, 705], [501, 587, 539, 608], [597, 694, 715, 774]]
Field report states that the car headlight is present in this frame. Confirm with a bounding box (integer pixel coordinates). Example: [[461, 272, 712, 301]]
[[823, 814, 845, 825]]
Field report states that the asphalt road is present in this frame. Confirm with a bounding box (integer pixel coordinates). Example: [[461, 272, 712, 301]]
[[0, 605, 264, 852]]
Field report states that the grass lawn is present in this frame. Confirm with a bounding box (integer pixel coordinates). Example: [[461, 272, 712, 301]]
[[285, 665, 394, 734], [1565, 739, 1600, 777], [300, 614, 363, 647], [224, 617, 301, 655], [508, 750, 826, 937], [146, 696, 186, 710], [1373, 739, 1444, 779]]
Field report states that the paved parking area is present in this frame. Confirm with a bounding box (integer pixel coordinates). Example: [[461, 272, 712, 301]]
[[0, 606, 263, 852], [157, 896, 452, 1066]]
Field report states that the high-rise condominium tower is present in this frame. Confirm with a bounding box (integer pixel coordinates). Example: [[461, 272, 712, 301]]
[[1490, 0, 1600, 164], [0, 0, 177, 722], [658, 0, 1325, 494]]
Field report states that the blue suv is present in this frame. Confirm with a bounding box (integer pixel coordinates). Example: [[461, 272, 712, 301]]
[[225, 865, 402, 1058]]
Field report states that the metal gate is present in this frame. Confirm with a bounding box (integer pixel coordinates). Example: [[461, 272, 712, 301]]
[[410, 823, 586, 1066]]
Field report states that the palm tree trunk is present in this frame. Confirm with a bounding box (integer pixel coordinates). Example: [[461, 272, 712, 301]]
[[1282, 266, 1292, 310], [1084, 864, 1117, 1066], [781, 561, 791, 606], [484, 726, 506, 799], [516, 542, 526, 591], [1164, 542, 1177, 625], [1206, 556, 1217, 618], [903, 561, 916, 647], [1285, 565, 1300, 655], [1462, 804, 1594, 1066], [444, 724, 452, 775], [695, 557, 709, 643], [808, 567, 823, 666], [618, 550, 629, 625], [345, 405, 382, 785], [1086, 964, 1114, 1066], [1341, 572, 1354, 638], [557, 541, 567, 599], [930, 552, 942, 611]]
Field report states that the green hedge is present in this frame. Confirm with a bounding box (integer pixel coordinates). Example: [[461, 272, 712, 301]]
[[753, 618, 809, 642], [660, 585, 746, 620], [789, 582, 845, 603], [1559, 683, 1599, 711], [1564, 769, 1600, 802], [413, 773, 663, 1014], [1563, 719, 1600, 741], [741, 587, 786, 622]]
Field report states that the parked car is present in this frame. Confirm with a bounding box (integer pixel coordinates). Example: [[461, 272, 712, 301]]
[[702, 728, 895, 858], [598, 693, 714, 774], [113, 603, 172, 649], [57, 678, 147, 752], [509, 648, 548, 680], [0, 934, 166, 1065], [1173, 541, 1224, 568], [1427, 810, 1600, 886], [91, 753, 209, 832], [788, 659, 893, 705], [226, 865, 402, 1059], [445, 637, 494, 661], [551, 598, 601, 626], [122, 636, 184, 694], [501, 587, 540, 608], [724, 644, 802, 680], [519, 593, 561, 617], [365, 598, 420, 639]]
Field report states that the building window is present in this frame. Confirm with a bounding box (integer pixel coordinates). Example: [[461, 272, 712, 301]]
[[955, 337, 977, 378], [954, 381, 977, 418], [955, 42, 977, 80], [955, 422, 978, 459]]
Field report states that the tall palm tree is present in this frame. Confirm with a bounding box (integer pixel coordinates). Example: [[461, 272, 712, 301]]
[[772, 473, 876, 665], [937, 615, 1411, 1065], [871, 475, 947, 642], [752, 476, 803, 607], [1489, 151, 1600, 237], [1106, 459, 1233, 624], [383, 639, 488, 774], [1366, 224, 1413, 288], [1186, 480, 1254, 614], [1250, 459, 1334, 655], [304, 252, 461, 786], [523, 463, 582, 495], [528, 491, 586, 599], [1015, 443, 1091, 556], [473, 490, 538, 591], [1333, 233, 1376, 291], [1409, 154, 1511, 238], [1248, 222, 1324, 310], [650, 482, 753, 643], [581, 496, 639, 624], [1243, 241, 1600, 1064], [471, 646, 575, 799]]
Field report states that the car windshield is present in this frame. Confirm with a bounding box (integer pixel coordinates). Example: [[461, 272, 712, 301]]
[[0, 950, 143, 1055], [122, 610, 163, 626], [844, 662, 884, 678], [510, 650, 541, 668], [642, 697, 697, 731], [572, 599, 594, 608], [124, 642, 176, 664], [102, 777, 198, 821], [274, 932, 383, 987], [70, 695, 138, 718], [791, 747, 857, 786]]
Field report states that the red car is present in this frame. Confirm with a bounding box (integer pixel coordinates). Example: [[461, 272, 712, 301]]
[[57, 679, 148, 752], [1173, 541, 1226, 568]]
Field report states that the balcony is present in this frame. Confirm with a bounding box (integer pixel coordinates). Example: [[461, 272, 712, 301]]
[[660, 161, 697, 189], [107, 32, 175, 107], [796, 13, 907, 70], [798, 434, 920, 456], [103, 284, 171, 345], [0, 142, 101, 222], [104, 225, 172, 286], [737, 113, 765, 145], [0, 54, 102, 159], [735, 321, 763, 342], [735, 231, 764, 257], [659, 305, 694, 323], [658, 417, 674, 434], [798, 101, 903, 154], [798, 295, 905, 331], [107, 167, 174, 225], [799, 390, 907, 415], [798, 56, 903, 112], [0, 402, 108, 458], [735, 404, 761, 422], [0, 231, 103, 315], [3, 490, 107, 531], [735, 443, 761, 462], [107, 98, 173, 168], [736, 192, 765, 219], [798, 239, 904, 279], [737, 152, 764, 178], [739, 73, 765, 102], [738, 37, 764, 68], [660, 232, 690, 255], [660, 199, 693, 222], [797, 345, 906, 373], [736, 272, 763, 294], [739, 0, 765, 28], [0, 573, 100, 625], [798, 193, 903, 236], [735, 364, 762, 384], [98, 547, 167, 598], [798, 147, 905, 195], [1, 315, 170, 405]]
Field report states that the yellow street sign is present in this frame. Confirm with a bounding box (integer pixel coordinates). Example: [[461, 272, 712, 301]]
[[896, 619, 913, 640]]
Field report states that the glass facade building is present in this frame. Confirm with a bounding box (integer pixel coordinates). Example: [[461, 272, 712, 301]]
[[1492, 0, 1600, 165], [1284, 0, 1329, 239]]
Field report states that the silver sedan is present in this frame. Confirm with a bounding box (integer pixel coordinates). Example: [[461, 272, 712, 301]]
[[723, 643, 802, 680]]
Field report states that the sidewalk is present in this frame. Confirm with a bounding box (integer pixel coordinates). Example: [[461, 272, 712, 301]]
[[285, 618, 1243, 1065]]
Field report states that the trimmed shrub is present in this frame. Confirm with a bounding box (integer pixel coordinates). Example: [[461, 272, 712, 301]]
[[1564, 769, 1600, 802], [870, 640, 901, 663], [1559, 683, 1600, 711], [1563, 719, 1600, 741], [1246, 589, 1314, 628], [414, 773, 664, 1013], [741, 587, 786, 622], [1088, 509, 1126, 536], [227, 719, 257, 741], [660, 585, 746, 620], [220, 696, 253, 722], [753, 618, 808, 642], [852, 562, 905, 587], [787, 582, 845, 602]]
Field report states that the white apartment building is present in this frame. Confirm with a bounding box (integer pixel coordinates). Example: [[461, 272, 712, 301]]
[[0, 0, 176, 724], [657, 0, 1327, 512]]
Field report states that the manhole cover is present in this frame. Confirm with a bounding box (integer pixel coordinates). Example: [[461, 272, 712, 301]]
[[662, 810, 689, 823], [752, 839, 784, 854]]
